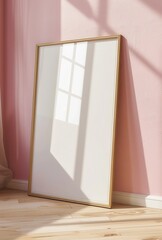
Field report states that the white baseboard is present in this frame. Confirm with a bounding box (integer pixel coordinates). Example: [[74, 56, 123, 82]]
[[7, 179, 28, 191], [6, 179, 162, 209], [113, 191, 162, 209]]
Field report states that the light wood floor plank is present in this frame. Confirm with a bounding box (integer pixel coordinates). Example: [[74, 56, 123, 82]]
[[0, 189, 162, 240]]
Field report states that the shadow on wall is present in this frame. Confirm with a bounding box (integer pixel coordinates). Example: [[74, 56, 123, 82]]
[[138, 0, 162, 16], [67, 0, 115, 35], [113, 37, 149, 195]]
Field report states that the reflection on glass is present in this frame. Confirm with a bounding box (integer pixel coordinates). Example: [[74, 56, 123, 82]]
[[54, 42, 87, 126]]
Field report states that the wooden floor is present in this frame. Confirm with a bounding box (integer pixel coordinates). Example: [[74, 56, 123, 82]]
[[0, 190, 162, 240]]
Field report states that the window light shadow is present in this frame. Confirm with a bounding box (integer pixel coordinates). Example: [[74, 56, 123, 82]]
[[67, 0, 94, 18], [53, 42, 87, 126], [138, 0, 162, 16], [67, 0, 115, 35], [114, 37, 149, 194], [129, 46, 162, 78], [68, 0, 162, 79]]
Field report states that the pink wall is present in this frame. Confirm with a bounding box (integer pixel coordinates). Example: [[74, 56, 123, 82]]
[[3, 0, 162, 196], [0, 0, 4, 91]]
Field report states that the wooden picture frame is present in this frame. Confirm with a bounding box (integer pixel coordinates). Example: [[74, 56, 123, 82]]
[[28, 35, 121, 208]]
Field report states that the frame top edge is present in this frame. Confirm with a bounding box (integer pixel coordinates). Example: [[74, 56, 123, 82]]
[[36, 35, 121, 48]]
